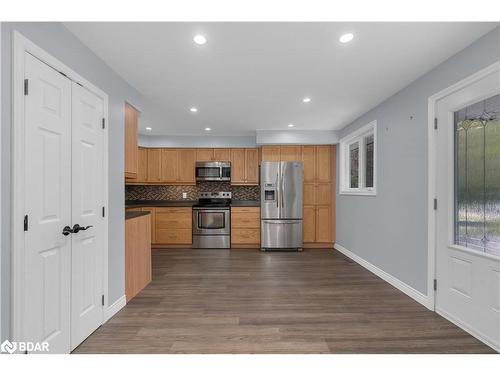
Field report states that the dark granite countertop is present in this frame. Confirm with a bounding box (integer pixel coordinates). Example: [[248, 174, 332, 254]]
[[125, 200, 260, 208], [125, 211, 151, 220]]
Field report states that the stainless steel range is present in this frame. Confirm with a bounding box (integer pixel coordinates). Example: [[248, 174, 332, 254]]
[[192, 192, 231, 249]]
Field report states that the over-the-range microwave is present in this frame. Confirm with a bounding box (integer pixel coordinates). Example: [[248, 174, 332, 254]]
[[195, 161, 231, 182]]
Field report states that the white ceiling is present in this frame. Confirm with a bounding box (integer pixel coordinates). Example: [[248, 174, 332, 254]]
[[64, 22, 497, 136]]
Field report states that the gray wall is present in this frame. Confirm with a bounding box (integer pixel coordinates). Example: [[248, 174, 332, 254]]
[[1, 22, 149, 340], [336, 26, 500, 294]]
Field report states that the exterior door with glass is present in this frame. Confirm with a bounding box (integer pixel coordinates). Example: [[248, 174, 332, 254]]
[[435, 67, 500, 352]]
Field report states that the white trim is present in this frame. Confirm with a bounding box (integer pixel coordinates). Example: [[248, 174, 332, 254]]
[[436, 307, 499, 353], [11, 31, 110, 343], [338, 120, 377, 196], [426, 60, 500, 312], [334, 243, 432, 309], [104, 295, 126, 323]]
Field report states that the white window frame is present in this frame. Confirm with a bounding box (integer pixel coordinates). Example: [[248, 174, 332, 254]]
[[339, 120, 377, 196]]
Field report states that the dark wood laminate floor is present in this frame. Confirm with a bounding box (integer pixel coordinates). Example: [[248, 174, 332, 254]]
[[73, 249, 495, 354]]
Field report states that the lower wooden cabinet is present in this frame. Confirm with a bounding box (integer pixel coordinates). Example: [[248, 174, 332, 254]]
[[125, 213, 151, 302], [231, 207, 260, 248], [154, 207, 192, 245], [303, 205, 333, 246]]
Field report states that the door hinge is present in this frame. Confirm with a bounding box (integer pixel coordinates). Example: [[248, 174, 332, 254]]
[[434, 117, 438, 130], [102, 206, 105, 217], [433, 198, 437, 210], [24, 79, 29, 95], [102, 118, 105, 129], [433, 279, 438, 291], [102, 295, 105, 306], [24, 215, 29, 231]]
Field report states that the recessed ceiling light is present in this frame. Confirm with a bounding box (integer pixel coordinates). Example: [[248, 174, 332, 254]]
[[205, 127, 212, 131], [339, 33, 354, 44], [145, 127, 152, 131], [193, 34, 207, 45], [302, 97, 311, 103], [190, 107, 198, 113], [288, 124, 295, 128]]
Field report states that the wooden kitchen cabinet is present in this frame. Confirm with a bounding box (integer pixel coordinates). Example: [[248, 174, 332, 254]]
[[303, 206, 316, 243], [124, 103, 139, 179], [231, 207, 260, 248], [196, 148, 214, 161], [154, 207, 192, 245], [214, 148, 230, 161], [315, 206, 332, 243], [177, 149, 196, 184], [280, 146, 302, 162], [302, 146, 316, 183], [230, 148, 260, 185], [125, 212, 151, 302], [147, 149, 163, 183], [161, 149, 178, 183], [261, 146, 281, 162], [316, 145, 333, 183]]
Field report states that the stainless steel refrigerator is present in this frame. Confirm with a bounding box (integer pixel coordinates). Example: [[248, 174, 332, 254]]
[[260, 161, 303, 251]]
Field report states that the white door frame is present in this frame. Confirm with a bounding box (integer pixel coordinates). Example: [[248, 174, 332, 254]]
[[11, 31, 109, 344], [427, 60, 500, 348]]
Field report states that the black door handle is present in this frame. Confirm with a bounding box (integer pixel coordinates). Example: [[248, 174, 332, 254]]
[[62, 224, 93, 236]]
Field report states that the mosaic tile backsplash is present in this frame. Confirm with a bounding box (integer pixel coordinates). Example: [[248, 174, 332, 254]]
[[126, 182, 260, 201]]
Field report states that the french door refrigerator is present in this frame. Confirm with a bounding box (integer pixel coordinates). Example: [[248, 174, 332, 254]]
[[260, 161, 304, 251]]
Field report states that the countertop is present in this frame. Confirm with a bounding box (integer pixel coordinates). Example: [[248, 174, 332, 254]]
[[126, 200, 260, 208], [125, 211, 151, 220]]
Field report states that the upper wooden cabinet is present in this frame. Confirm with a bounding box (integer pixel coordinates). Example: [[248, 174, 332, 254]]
[[177, 149, 196, 184], [261, 146, 281, 162], [196, 148, 231, 161], [147, 149, 162, 183], [301, 145, 334, 183], [230, 148, 259, 185], [161, 149, 178, 183], [280, 146, 302, 162], [124, 103, 139, 179]]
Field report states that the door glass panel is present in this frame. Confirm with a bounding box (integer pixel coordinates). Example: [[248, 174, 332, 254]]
[[365, 134, 374, 188], [349, 141, 359, 188], [454, 93, 500, 256], [198, 212, 225, 229]]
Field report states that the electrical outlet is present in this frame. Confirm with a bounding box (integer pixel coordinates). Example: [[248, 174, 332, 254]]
[[182, 192, 187, 199]]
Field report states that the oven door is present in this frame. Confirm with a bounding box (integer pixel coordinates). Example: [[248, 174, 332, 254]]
[[192, 208, 230, 235]]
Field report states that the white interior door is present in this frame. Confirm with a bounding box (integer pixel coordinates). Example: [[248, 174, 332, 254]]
[[24, 52, 72, 353], [435, 68, 500, 352], [70, 83, 105, 350]]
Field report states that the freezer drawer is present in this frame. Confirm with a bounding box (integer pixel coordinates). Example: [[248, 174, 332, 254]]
[[261, 220, 303, 250]]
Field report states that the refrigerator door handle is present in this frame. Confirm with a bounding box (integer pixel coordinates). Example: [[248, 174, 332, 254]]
[[275, 172, 279, 209]]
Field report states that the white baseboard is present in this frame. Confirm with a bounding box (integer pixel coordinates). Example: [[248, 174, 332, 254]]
[[436, 307, 499, 353], [334, 243, 432, 309], [104, 295, 126, 322]]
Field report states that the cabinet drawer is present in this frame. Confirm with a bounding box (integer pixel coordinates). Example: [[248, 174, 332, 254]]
[[155, 229, 192, 244], [155, 208, 192, 230], [231, 207, 260, 228], [231, 228, 260, 245]]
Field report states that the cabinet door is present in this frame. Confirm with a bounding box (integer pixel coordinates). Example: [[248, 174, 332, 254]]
[[124, 103, 138, 178], [178, 149, 196, 184], [196, 148, 214, 161], [261, 146, 281, 162], [161, 149, 178, 182], [155, 207, 192, 244], [303, 206, 316, 243], [147, 149, 162, 183], [303, 183, 316, 206], [316, 145, 332, 183], [302, 146, 316, 183], [230, 148, 246, 184], [213, 148, 230, 161], [280, 146, 302, 162], [137, 147, 148, 182], [245, 148, 259, 185], [315, 205, 332, 243], [316, 183, 332, 206]]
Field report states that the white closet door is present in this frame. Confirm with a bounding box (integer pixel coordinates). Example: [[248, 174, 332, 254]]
[[70, 82, 105, 350], [24, 52, 72, 353]]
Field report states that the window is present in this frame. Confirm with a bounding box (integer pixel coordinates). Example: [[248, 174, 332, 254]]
[[339, 121, 377, 195]]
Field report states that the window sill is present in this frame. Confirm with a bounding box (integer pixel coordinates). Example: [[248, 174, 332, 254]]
[[339, 189, 377, 196]]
